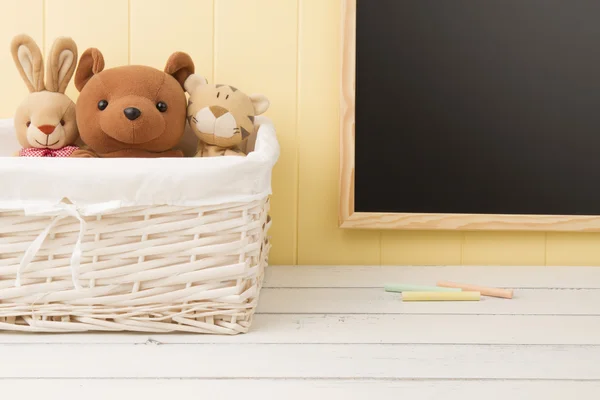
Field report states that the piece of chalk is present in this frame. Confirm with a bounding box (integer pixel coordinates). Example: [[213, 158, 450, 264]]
[[437, 281, 513, 299], [401, 291, 481, 301], [385, 284, 462, 293]]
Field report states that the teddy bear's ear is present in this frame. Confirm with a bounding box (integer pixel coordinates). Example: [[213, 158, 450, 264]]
[[75, 48, 105, 92], [164, 52, 195, 89], [249, 94, 270, 115], [183, 74, 207, 94]]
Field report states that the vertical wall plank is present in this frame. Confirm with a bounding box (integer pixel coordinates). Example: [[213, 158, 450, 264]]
[[45, 0, 128, 100], [382, 232, 462, 266], [214, 0, 298, 265], [462, 233, 546, 266], [0, 0, 44, 118], [297, 0, 380, 264], [546, 233, 600, 266], [130, 0, 213, 80]]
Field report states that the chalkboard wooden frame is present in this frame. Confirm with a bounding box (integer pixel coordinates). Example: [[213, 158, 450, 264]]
[[339, 0, 600, 231]]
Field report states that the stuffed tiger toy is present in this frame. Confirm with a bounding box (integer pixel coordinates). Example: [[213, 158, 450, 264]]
[[184, 74, 270, 157]]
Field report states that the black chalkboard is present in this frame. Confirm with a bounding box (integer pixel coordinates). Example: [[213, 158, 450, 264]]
[[354, 0, 600, 216]]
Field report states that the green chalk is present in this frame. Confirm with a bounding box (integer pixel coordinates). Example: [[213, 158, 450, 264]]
[[384, 284, 462, 293]]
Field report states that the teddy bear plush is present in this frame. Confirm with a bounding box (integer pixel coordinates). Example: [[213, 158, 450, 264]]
[[10, 34, 80, 157], [70, 48, 195, 158], [184, 74, 270, 157]]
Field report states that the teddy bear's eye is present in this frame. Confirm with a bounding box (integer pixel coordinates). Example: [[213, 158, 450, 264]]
[[156, 102, 168, 112], [98, 100, 108, 111], [26, 121, 31, 127]]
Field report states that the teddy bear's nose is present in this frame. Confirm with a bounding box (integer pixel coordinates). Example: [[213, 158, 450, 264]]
[[37, 125, 55, 135], [124, 107, 141, 121]]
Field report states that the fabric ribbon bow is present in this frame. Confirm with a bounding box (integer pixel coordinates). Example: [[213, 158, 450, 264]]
[[19, 146, 79, 158], [16, 201, 121, 290]]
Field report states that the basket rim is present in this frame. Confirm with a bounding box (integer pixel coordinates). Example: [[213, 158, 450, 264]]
[[0, 117, 279, 212]]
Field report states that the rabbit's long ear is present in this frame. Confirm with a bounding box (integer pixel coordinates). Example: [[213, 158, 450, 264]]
[[46, 37, 78, 93], [10, 34, 45, 92]]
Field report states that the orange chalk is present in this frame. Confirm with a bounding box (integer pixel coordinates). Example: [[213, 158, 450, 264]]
[[437, 281, 513, 299]]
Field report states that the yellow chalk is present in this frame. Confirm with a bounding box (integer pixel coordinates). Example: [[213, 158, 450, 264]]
[[402, 291, 481, 302]]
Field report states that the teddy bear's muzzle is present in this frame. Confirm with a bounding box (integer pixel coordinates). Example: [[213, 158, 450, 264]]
[[98, 97, 167, 145]]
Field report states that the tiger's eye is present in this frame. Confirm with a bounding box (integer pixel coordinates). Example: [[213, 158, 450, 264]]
[[156, 102, 168, 112], [60, 119, 65, 126], [98, 100, 108, 110], [26, 121, 31, 127]]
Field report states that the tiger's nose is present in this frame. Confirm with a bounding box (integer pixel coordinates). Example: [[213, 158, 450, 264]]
[[37, 125, 55, 135], [210, 106, 228, 118], [124, 107, 141, 121]]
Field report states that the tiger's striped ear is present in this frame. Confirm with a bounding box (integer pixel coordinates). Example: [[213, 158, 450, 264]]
[[249, 94, 270, 115], [184, 74, 207, 94]]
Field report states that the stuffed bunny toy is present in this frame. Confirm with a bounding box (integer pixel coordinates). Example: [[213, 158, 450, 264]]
[[184, 74, 269, 157], [10, 34, 79, 157]]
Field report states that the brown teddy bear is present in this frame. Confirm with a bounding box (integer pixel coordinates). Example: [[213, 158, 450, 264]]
[[71, 48, 195, 158]]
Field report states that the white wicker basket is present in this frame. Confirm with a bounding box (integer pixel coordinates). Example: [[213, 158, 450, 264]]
[[0, 118, 279, 334]]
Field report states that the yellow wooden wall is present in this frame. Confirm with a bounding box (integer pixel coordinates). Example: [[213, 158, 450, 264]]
[[1, 0, 599, 266]]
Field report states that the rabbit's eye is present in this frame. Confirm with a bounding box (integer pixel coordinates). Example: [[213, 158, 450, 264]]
[[26, 121, 31, 127], [60, 119, 65, 126], [156, 102, 168, 112], [98, 100, 108, 111]]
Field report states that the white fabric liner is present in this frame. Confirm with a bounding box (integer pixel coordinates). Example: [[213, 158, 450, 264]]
[[0, 116, 279, 214]]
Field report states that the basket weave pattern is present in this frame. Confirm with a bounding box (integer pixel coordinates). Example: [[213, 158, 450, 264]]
[[0, 198, 271, 334]]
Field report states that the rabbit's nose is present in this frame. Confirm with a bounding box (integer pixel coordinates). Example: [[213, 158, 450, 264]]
[[37, 125, 55, 135]]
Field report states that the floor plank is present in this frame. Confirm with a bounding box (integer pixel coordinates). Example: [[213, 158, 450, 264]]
[[1, 314, 600, 345], [2, 343, 600, 379], [264, 266, 600, 288], [256, 288, 600, 315], [1, 266, 598, 390], [3, 379, 600, 400]]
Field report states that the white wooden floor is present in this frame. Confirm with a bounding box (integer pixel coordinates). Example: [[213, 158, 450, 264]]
[[2, 266, 600, 399]]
